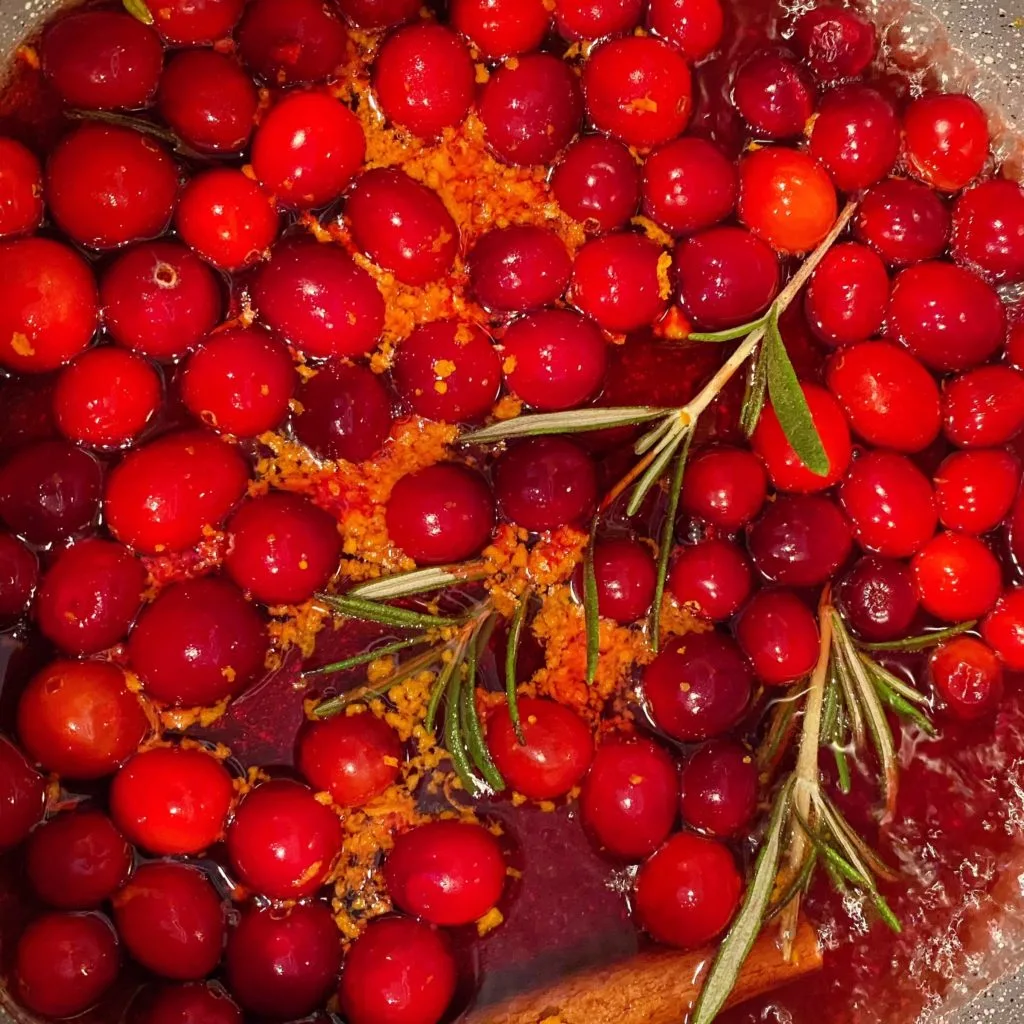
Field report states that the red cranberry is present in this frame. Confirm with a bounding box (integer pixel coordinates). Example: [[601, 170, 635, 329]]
[[733, 49, 814, 139], [555, 0, 642, 38], [943, 366, 1024, 448], [825, 340, 940, 453], [735, 588, 819, 685], [585, 537, 657, 623], [642, 137, 737, 237], [805, 242, 889, 347], [46, 124, 178, 250], [373, 23, 475, 139], [141, 0, 244, 43], [929, 636, 1004, 719], [105, 431, 249, 554], [253, 239, 384, 358], [0, 375, 57, 451], [141, 983, 242, 1024], [336, 0, 421, 28], [293, 361, 393, 462], [470, 226, 572, 312], [647, 0, 723, 61], [951, 180, 1024, 283], [934, 448, 1020, 535], [854, 178, 950, 266], [1009, 322, 1024, 373], [836, 556, 919, 642], [668, 539, 753, 622], [792, 5, 876, 81], [181, 328, 295, 438], [0, 736, 46, 850], [747, 495, 852, 587], [552, 135, 641, 234], [252, 91, 365, 210], [110, 745, 234, 856], [17, 660, 147, 779], [14, 913, 119, 1019], [0, 137, 43, 237], [583, 36, 692, 149], [905, 93, 989, 193], [0, 532, 37, 621], [451, 0, 550, 58], [238, 0, 347, 84], [912, 531, 1002, 622], [643, 632, 753, 739], [339, 917, 456, 1024], [680, 445, 767, 529], [679, 740, 758, 838], [128, 577, 266, 706], [982, 588, 1024, 670], [634, 832, 741, 949], [494, 437, 597, 532]]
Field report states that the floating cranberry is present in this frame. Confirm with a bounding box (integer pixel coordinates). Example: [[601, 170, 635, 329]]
[[451, 0, 550, 58], [141, 983, 242, 1024], [680, 740, 758, 838], [555, 0, 642, 38], [805, 242, 889, 347], [951, 180, 1024, 283], [470, 226, 572, 313], [934, 449, 1020, 535], [0, 137, 43, 237], [904, 93, 989, 193], [642, 137, 737, 237], [733, 49, 814, 139], [982, 588, 1024, 670], [735, 588, 819, 685], [668, 539, 753, 622], [647, 0, 723, 62], [0, 532, 36, 621], [552, 135, 641, 234], [942, 366, 1024, 448], [912, 531, 1002, 622], [854, 178, 950, 266], [836, 556, 919, 642], [929, 636, 1004, 720], [680, 445, 767, 529], [793, 5, 876, 81], [585, 537, 657, 623], [336, 0, 421, 28], [141, 0, 244, 43], [237, 0, 348, 84], [0, 736, 45, 850]]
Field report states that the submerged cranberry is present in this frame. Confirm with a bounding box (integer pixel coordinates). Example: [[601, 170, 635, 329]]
[[451, 0, 550, 58], [735, 589, 819, 685], [141, 0, 244, 43], [336, 0, 421, 27], [552, 135, 641, 234], [912, 531, 1002, 621], [141, 983, 242, 1024], [854, 178, 950, 266], [555, 0, 642, 38], [733, 49, 814, 139], [0, 137, 43, 238], [0, 736, 46, 850], [586, 537, 657, 623], [0, 532, 37, 621], [647, 0, 723, 62], [747, 495, 852, 587], [805, 242, 889, 347], [680, 740, 758, 838], [681, 446, 767, 529], [904, 93, 989, 192], [983, 588, 1024, 671], [930, 636, 1004, 720], [934, 448, 1020, 535], [0, 375, 57, 451], [668, 539, 753, 622], [951, 179, 1024, 283], [942, 366, 1024, 448], [836, 556, 919, 642], [237, 0, 348, 84], [470, 226, 572, 312], [642, 137, 737, 237], [793, 5, 876, 81]]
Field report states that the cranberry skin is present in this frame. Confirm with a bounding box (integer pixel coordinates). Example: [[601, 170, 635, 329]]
[[647, 0, 724, 62], [386, 464, 494, 564], [580, 738, 678, 860], [495, 437, 597, 532], [0, 736, 45, 850], [27, 811, 132, 910], [337, 0, 421, 28], [113, 863, 224, 981], [634, 833, 741, 950], [142, 0, 244, 43], [934, 449, 1020, 535], [747, 495, 852, 587], [471, 227, 572, 313], [110, 746, 234, 856], [792, 5, 876, 81], [0, 137, 43, 237], [340, 917, 456, 1024], [297, 713, 402, 808], [142, 983, 242, 1024], [905, 93, 989, 193], [668, 539, 753, 622], [982, 588, 1024, 670], [681, 446, 767, 529], [374, 23, 475, 139], [176, 169, 279, 272], [836, 556, 919, 642], [14, 913, 119, 1019], [226, 903, 341, 1020], [237, 0, 348, 84], [929, 636, 1004, 720], [588, 537, 658, 623], [293, 361, 393, 463], [481, 53, 583, 167], [912, 531, 1002, 622], [825, 340, 941, 454], [254, 240, 385, 358], [643, 632, 753, 739], [17, 660, 148, 780], [252, 91, 365, 210], [0, 375, 57, 452], [46, 125, 178, 250], [943, 366, 1024, 448], [809, 85, 900, 191], [951, 180, 1024, 283], [735, 589, 820, 686], [552, 135, 641, 234], [451, 0, 550, 58], [105, 431, 249, 554], [805, 243, 889, 347], [680, 740, 758, 838], [854, 178, 950, 267], [228, 779, 342, 900], [555, 0, 642, 39], [733, 50, 814, 140], [751, 382, 852, 493], [642, 137, 737, 238], [583, 36, 693, 149], [0, 237, 98, 373], [0, 532, 37, 621], [42, 11, 162, 111], [347, 169, 459, 286], [129, 577, 266, 706]]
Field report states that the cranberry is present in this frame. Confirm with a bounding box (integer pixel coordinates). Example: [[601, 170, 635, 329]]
[[0, 237, 98, 373], [487, 697, 593, 799], [141, 983, 242, 1024], [0, 736, 46, 850], [583, 36, 692, 149], [552, 135, 641, 234], [747, 495, 852, 587], [347, 169, 459, 286], [293, 361, 393, 462], [101, 241, 222, 362], [751, 382, 852, 493], [809, 85, 900, 191], [253, 239, 384, 358], [951, 180, 1024, 283], [943, 366, 1024, 448], [26, 810, 132, 910], [585, 537, 658, 623], [680, 740, 758, 838], [46, 124, 178, 250], [0, 137, 43, 237], [825, 340, 940, 453], [793, 5, 876, 81], [105, 431, 249, 554], [1008, 322, 1024, 374], [733, 50, 814, 139], [226, 903, 341, 1020], [141, 0, 244, 43], [297, 712, 402, 808], [451, 0, 550, 58], [642, 137, 737, 237], [237, 0, 347, 84], [735, 588, 819, 685], [668, 539, 753, 622], [494, 437, 597, 532], [854, 178, 950, 266], [912, 531, 1002, 622], [929, 636, 1004, 720], [934, 449, 1020, 535], [836, 556, 919, 642], [805, 243, 889, 347], [392, 320, 501, 423], [501, 308, 607, 410], [17, 660, 147, 779], [0, 375, 57, 451], [128, 577, 266, 706], [982, 588, 1024, 670], [634, 832, 741, 949], [14, 913, 119, 1019], [674, 226, 779, 331], [337, 0, 422, 27], [113, 862, 224, 981], [252, 91, 365, 210], [680, 445, 767, 529], [110, 745, 234, 856], [176, 169, 279, 272], [181, 328, 295, 438], [470, 226, 572, 312], [904, 93, 989, 193], [0, 532, 37, 621], [373, 23, 475, 139], [643, 632, 753, 739], [555, 0, 642, 38], [647, 0, 724, 62]]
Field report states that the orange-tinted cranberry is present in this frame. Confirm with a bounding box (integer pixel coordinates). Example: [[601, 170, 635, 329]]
[[904, 93, 989, 193], [0, 532, 36, 622], [555, 0, 642, 38], [929, 636, 1004, 719], [451, 0, 550, 57], [141, 0, 244, 43], [982, 588, 1024, 671], [680, 740, 758, 838], [792, 4, 875, 81], [669, 539, 752, 622], [0, 137, 43, 237], [951, 180, 1024, 283], [238, 0, 347, 84], [942, 366, 1024, 448], [748, 495, 852, 587], [647, 0, 723, 61], [470, 226, 572, 312], [805, 242, 889, 346], [735, 589, 819, 685], [836, 556, 919, 642], [854, 177, 950, 266], [642, 137, 736, 237], [680, 445, 767, 529], [0, 736, 46, 850], [733, 49, 814, 139], [552, 135, 641, 234], [141, 983, 242, 1024], [934, 449, 1020, 535], [912, 531, 1002, 622], [585, 537, 657, 623]]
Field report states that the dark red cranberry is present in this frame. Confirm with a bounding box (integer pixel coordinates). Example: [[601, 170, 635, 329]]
[[982, 588, 1024, 671], [912, 531, 1002, 622], [929, 636, 1004, 719], [733, 49, 814, 139], [237, 0, 348, 84], [451, 0, 550, 58], [0, 137, 43, 237], [836, 556, 919, 642], [943, 366, 1024, 448], [552, 135, 641, 234], [0, 532, 36, 621], [951, 179, 1024, 283], [105, 431, 249, 554], [747, 495, 852, 587], [680, 740, 758, 838], [585, 537, 657, 623], [141, 983, 242, 1024], [110, 745, 234, 856], [647, 0, 723, 61], [336, 0, 421, 28], [934, 448, 1020, 535], [668, 539, 753, 622], [0, 375, 57, 452], [792, 5, 876, 81], [141, 0, 244, 43], [128, 576, 266, 707], [854, 178, 950, 266], [805, 242, 889, 346], [17, 660, 148, 779], [904, 93, 989, 192], [386, 463, 494, 564], [555, 0, 642, 38], [735, 589, 819, 685], [0, 736, 46, 851], [634, 833, 741, 949], [1008, 322, 1024, 374], [643, 632, 753, 739], [642, 137, 737, 237], [374, 23, 475, 139], [680, 445, 767, 529], [470, 226, 572, 312], [293, 361, 393, 462]]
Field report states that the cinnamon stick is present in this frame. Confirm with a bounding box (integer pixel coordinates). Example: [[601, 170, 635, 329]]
[[462, 917, 822, 1024]]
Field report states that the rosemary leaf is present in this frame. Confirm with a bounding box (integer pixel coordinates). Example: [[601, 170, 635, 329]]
[[626, 426, 685, 516], [317, 593, 466, 631], [766, 850, 817, 922], [870, 669, 937, 736], [858, 620, 976, 653], [302, 635, 430, 678], [459, 665, 505, 792], [123, 0, 155, 25], [583, 520, 601, 686], [833, 748, 852, 794], [755, 684, 803, 773], [740, 341, 769, 437], [505, 594, 530, 744], [426, 643, 465, 735], [687, 315, 768, 343], [633, 414, 677, 456], [460, 406, 669, 445], [816, 791, 900, 885], [349, 564, 489, 601], [312, 645, 443, 718], [820, 668, 840, 745], [445, 662, 485, 797], [859, 655, 930, 705], [834, 639, 866, 750]]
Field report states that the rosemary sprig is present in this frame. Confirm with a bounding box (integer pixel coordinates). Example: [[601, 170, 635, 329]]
[[302, 635, 431, 678], [505, 592, 530, 744], [583, 520, 600, 685], [858, 620, 976, 652], [123, 0, 154, 24], [315, 592, 467, 630], [348, 563, 490, 601]]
